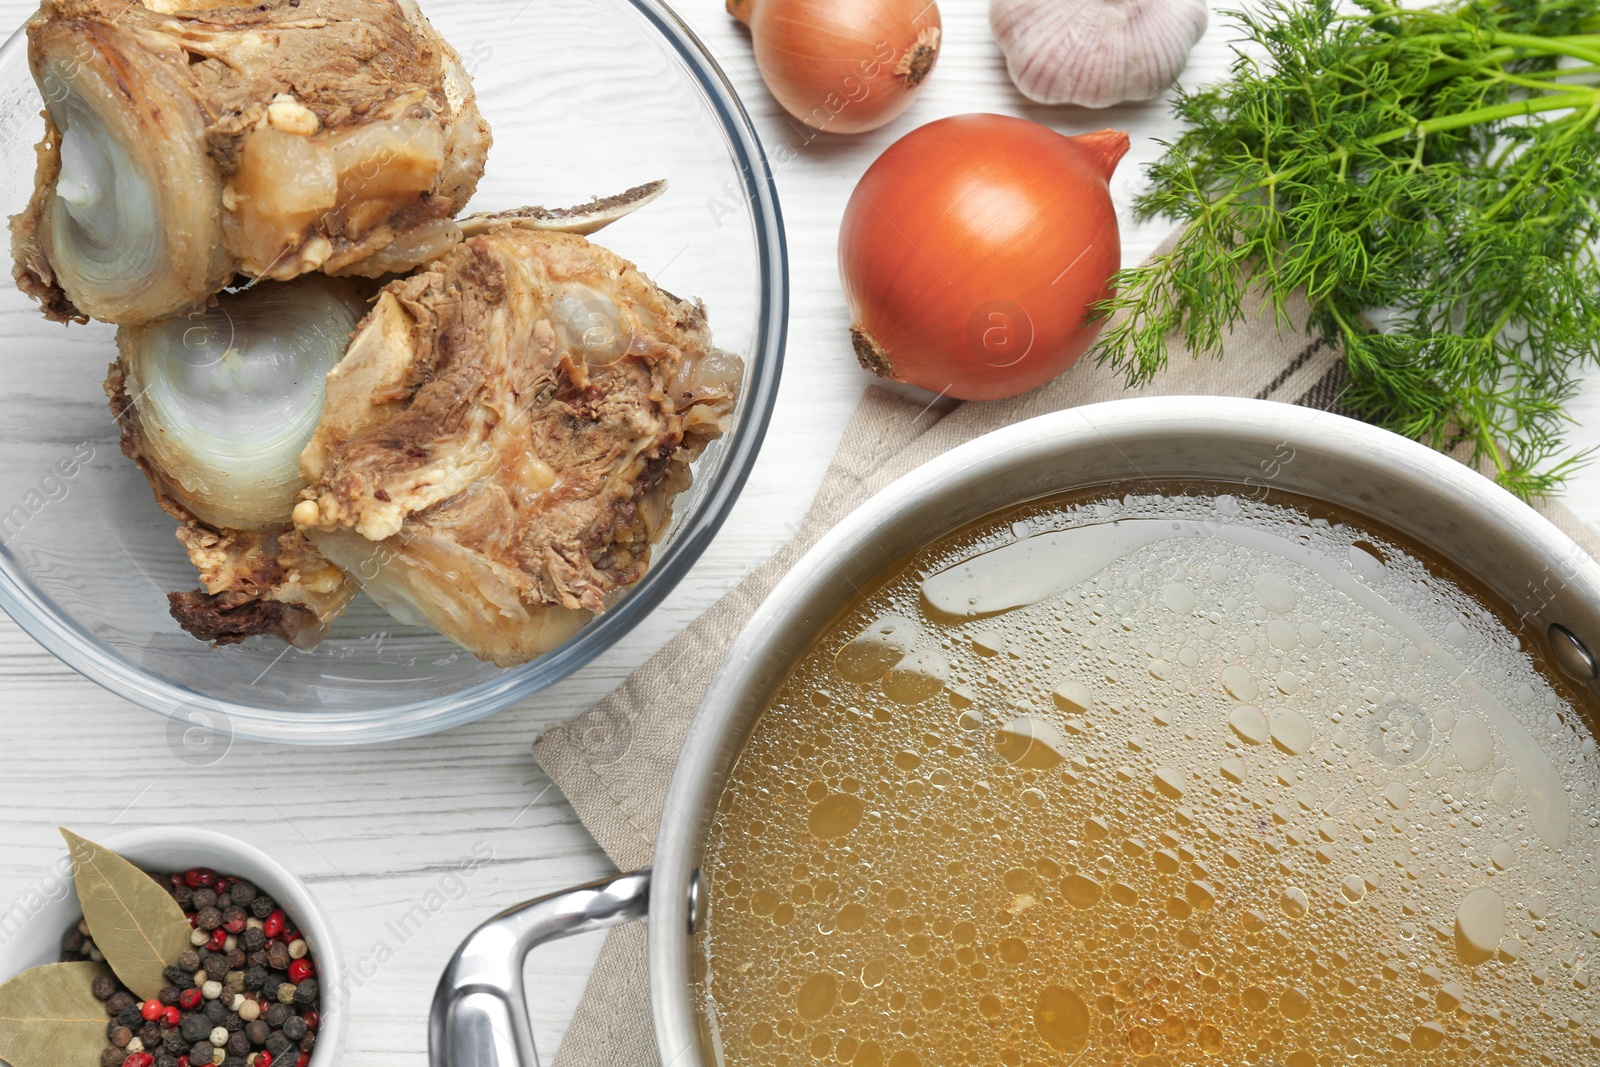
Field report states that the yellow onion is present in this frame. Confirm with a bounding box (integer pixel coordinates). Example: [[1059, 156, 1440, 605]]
[[728, 0, 942, 135], [839, 114, 1129, 400]]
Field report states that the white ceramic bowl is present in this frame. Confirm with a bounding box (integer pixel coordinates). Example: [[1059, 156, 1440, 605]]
[[0, 827, 344, 1067]]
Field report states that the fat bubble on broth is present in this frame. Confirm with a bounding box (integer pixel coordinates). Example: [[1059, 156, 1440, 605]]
[[696, 487, 1600, 1066]]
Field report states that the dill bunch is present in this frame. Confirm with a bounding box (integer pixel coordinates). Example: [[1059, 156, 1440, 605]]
[[1097, 0, 1600, 496]]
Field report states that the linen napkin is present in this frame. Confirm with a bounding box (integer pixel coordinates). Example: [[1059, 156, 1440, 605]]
[[532, 275, 1600, 1066]]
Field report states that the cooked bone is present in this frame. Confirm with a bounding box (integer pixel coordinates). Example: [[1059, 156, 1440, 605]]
[[107, 277, 371, 648], [458, 181, 670, 239], [296, 229, 742, 667], [10, 0, 492, 325]]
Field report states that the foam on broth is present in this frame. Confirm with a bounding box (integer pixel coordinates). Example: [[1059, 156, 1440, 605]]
[[696, 485, 1600, 1066]]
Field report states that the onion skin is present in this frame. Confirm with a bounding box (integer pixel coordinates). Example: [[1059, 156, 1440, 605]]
[[839, 114, 1129, 400], [729, 0, 942, 135]]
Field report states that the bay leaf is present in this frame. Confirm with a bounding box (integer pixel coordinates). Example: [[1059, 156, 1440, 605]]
[[61, 829, 190, 1000], [0, 961, 113, 1067]]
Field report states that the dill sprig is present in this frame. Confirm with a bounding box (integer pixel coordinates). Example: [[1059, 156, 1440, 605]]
[[1096, 0, 1600, 497]]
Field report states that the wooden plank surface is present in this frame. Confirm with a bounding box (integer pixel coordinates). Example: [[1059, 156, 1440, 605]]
[[0, 1, 1597, 1062]]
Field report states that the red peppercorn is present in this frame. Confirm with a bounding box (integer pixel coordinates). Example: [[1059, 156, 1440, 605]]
[[169, 872, 185, 887], [296, 1056, 310, 1067], [179, 988, 202, 1010], [140, 999, 163, 1022], [123, 1054, 154, 1067], [288, 959, 314, 983], [164, 1006, 182, 1026], [257, 1053, 272, 1067], [177, 1058, 189, 1067], [224, 914, 247, 935], [207, 928, 228, 951], [263, 910, 285, 940], [301, 1010, 319, 1031], [278, 928, 300, 945]]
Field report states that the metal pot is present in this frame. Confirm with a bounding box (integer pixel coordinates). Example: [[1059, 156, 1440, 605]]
[[429, 396, 1600, 1067]]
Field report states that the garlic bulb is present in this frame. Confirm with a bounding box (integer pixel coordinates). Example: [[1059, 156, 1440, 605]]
[[115, 277, 370, 533], [11, 0, 492, 326], [990, 0, 1207, 108]]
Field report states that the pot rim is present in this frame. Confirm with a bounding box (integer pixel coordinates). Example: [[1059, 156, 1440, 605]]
[[647, 395, 1600, 1062]]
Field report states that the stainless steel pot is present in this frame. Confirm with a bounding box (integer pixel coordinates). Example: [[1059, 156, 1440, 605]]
[[429, 396, 1600, 1067]]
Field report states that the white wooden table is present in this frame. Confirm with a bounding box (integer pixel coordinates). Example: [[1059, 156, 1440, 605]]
[[2, 1, 1598, 1062]]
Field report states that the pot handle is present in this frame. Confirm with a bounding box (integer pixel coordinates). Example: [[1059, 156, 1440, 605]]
[[429, 869, 652, 1067]]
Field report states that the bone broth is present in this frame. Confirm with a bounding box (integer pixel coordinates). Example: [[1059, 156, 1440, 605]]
[[696, 485, 1600, 1066]]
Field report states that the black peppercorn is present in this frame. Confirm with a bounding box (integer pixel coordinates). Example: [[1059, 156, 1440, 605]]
[[264, 1004, 292, 1029], [280, 1017, 307, 1042], [100, 1047, 126, 1067], [189, 1041, 213, 1064], [196, 906, 223, 932], [158, 986, 181, 1007], [249, 896, 275, 920], [173, 884, 194, 909], [292, 979, 317, 1007], [203, 999, 227, 1024], [91, 974, 118, 1001], [222, 1057, 248, 1067], [226, 1032, 250, 1057], [164, 1029, 187, 1055], [223, 1011, 242, 1032], [191, 888, 218, 911], [108, 1025, 133, 1048], [138, 1021, 163, 1046], [245, 1020, 270, 1046], [240, 929, 266, 953], [155, 1054, 178, 1067], [226, 948, 247, 971], [265, 943, 290, 972], [204, 954, 229, 980], [247, 951, 270, 971], [115, 1005, 143, 1029], [163, 966, 195, 991], [178, 951, 202, 973], [299, 1031, 316, 1054], [229, 881, 257, 905], [63, 929, 86, 953], [265, 1032, 292, 1058], [108, 991, 138, 1015], [180, 1014, 213, 1044], [242, 967, 268, 992]]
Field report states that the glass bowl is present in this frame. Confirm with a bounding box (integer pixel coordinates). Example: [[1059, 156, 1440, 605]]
[[0, 0, 786, 744]]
